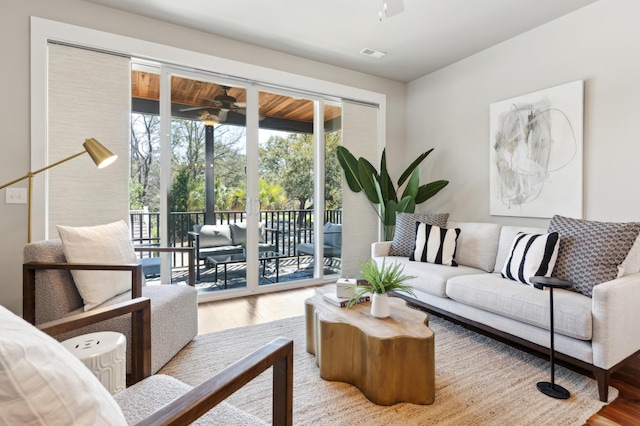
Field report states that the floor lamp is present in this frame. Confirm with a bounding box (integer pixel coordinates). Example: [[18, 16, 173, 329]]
[[0, 138, 117, 242]]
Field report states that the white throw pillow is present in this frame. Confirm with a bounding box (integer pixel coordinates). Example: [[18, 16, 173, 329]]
[[501, 232, 560, 285], [57, 220, 137, 311], [410, 223, 460, 266], [0, 305, 127, 425]]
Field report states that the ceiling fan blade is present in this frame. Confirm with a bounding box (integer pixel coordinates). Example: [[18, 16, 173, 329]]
[[234, 102, 247, 108], [179, 106, 209, 112]]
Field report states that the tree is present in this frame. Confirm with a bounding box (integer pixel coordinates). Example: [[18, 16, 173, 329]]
[[130, 114, 160, 210]]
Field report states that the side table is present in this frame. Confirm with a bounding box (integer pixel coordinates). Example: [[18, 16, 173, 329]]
[[530, 276, 573, 399], [62, 331, 127, 394]]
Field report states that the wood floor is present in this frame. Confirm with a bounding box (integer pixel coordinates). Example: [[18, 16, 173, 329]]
[[197, 287, 640, 425]]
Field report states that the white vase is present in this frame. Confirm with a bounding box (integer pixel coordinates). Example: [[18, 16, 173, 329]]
[[370, 293, 390, 318]]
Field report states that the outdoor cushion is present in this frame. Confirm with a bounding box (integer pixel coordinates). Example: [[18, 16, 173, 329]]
[[197, 224, 233, 248], [446, 273, 593, 340], [322, 222, 342, 248]]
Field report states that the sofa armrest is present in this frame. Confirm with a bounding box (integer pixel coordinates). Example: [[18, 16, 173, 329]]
[[592, 273, 640, 369], [38, 297, 152, 384], [372, 241, 392, 258], [134, 246, 196, 286]]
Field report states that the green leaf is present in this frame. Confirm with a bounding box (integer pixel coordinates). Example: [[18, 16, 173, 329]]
[[379, 149, 396, 204], [385, 199, 397, 227], [336, 146, 363, 193], [396, 195, 412, 213], [401, 168, 420, 200], [415, 180, 449, 204], [397, 149, 433, 186], [358, 158, 381, 204]]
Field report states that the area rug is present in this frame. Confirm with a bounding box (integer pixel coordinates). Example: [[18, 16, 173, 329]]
[[159, 315, 617, 425]]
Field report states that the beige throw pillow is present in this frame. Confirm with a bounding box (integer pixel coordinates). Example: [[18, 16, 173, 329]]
[[57, 220, 136, 311]]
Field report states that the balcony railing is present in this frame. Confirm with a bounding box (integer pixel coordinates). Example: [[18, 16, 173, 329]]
[[130, 209, 342, 266]]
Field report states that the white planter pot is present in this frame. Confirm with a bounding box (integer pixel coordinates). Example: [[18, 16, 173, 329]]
[[370, 293, 390, 318]]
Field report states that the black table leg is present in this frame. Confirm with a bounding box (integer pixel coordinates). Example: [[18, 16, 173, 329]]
[[536, 286, 570, 399]]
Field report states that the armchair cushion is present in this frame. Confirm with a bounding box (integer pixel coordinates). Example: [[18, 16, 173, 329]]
[[57, 220, 137, 311], [230, 222, 266, 245], [0, 305, 127, 425]]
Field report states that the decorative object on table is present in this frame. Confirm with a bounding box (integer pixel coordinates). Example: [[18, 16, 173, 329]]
[[489, 80, 583, 219], [337, 146, 448, 241], [61, 331, 127, 394], [348, 258, 416, 318], [0, 138, 117, 242], [529, 276, 573, 399], [336, 277, 363, 298], [322, 292, 370, 308]]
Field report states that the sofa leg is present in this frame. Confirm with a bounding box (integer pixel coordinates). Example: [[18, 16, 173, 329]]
[[593, 367, 610, 402]]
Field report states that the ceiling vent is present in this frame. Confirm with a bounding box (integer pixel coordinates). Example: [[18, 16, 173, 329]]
[[360, 48, 387, 59]]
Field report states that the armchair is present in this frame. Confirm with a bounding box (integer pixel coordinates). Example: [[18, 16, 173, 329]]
[[24, 238, 198, 374], [0, 297, 293, 425]]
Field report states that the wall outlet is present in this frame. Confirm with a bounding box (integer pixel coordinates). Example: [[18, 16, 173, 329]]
[[6, 188, 28, 204]]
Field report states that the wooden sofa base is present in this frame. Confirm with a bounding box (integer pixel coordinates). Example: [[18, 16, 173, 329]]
[[390, 291, 638, 403]]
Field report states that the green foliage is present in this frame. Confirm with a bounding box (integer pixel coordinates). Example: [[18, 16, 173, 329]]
[[337, 146, 449, 240], [347, 259, 416, 306]]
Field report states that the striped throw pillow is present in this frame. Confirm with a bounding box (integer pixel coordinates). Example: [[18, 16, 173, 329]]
[[501, 232, 560, 285], [410, 223, 460, 266]]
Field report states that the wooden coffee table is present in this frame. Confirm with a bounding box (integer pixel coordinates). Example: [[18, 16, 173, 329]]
[[305, 285, 435, 405]]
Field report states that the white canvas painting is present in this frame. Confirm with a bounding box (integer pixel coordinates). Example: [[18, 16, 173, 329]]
[[489, 80, 583, 218]]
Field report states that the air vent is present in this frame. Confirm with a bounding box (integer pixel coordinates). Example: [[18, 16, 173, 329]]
[[360, 48, 387, 59]]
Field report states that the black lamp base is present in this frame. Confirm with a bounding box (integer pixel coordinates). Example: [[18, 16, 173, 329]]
[[537, 381, 570, 399]]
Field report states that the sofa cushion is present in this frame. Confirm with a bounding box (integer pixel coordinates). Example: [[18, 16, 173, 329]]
[[389, 212, 449, 257], [501, 232, 559, 285], [548, 215, 640, 297], [410, 223, 460, 266], [446, 273, 593, 340], [229, 222, 267, 245], [493, 225, 549, 272], [0, 305, 127, 425], [57, 220, 137, 311], [447, 222, 503, 272], [374, 256, 483, 298], [197, 224, 233, 248]]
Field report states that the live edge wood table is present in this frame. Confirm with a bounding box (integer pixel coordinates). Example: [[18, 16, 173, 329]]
[[305, 286, 435, 405]]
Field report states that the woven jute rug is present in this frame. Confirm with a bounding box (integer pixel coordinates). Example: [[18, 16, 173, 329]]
[[160, 314, 617, 425]]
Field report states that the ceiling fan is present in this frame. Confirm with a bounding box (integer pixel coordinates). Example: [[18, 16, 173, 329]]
[[179, 86, 245, 118]]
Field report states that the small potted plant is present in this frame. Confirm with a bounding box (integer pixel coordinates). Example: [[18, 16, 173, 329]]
[[348, 258, 416, 318]]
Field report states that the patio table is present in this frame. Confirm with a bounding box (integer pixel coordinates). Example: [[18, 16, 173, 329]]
[[206, 251, 285, 288]]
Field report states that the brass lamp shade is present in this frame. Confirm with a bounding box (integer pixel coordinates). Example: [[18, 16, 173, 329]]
[[83, 138, 117, 169], [0, 137, 117, 242]]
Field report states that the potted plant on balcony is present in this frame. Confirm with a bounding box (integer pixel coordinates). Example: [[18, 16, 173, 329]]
[[337, 146, 448, 241], [348, 259, 416, 318]]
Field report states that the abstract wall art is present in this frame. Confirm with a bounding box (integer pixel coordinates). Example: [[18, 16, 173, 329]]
[[489, 80, 583, 218]]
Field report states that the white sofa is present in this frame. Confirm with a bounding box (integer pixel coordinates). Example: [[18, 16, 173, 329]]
[[372, 220, 640, 402]]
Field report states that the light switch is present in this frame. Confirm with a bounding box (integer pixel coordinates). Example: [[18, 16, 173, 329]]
[[6, 188, 28, 204]]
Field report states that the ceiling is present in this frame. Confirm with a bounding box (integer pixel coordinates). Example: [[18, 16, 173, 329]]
[[82, 0, 599, 82]]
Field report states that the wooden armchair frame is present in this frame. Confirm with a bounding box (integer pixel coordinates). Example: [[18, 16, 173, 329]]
[[33, 292, 294, 425]]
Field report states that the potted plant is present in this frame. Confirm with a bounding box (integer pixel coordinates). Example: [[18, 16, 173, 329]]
[[348, 258, 417, 318], [337, 146, 449, 241]]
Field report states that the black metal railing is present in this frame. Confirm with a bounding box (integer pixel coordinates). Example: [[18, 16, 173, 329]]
[[130, 209, 342, 266]]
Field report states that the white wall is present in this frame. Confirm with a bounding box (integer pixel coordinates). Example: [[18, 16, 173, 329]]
[[406, 0, 640, 228], [0, 0, 406, 314]]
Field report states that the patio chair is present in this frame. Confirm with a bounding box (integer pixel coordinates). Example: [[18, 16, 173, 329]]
[[1, 297, 293, 425], [297, 222, 342, 268]]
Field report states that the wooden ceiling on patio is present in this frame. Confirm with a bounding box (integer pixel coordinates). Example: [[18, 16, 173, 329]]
[[131, 70, 342, 123]]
